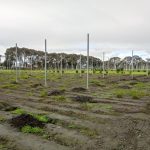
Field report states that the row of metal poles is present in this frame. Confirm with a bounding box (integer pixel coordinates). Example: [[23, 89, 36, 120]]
[[15, 34, 90, 89], [14, 34, 147, 89]]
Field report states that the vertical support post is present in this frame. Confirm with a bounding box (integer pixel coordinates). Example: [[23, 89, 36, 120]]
[[31, 55, 32, 75], [45, 39, 47, 87], [9, 55, 11, 70], [132, 50, 134, 79], [92, 57, 93, 74], [61, 54, 62, 76], [55, 61, 56, 72], [107, 57, 109, 75], [87, 33, 89, 89], [66, 60, 67, 71], [19, 55, 21, 77], [103, 52, 105, 78], [146, 61, 149, 76], [80, 53, 82, 77], [16, 43, 18, 83]]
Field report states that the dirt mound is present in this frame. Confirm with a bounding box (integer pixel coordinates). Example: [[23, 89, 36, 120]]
[[48, 89, 65, 96], [129, 81, 138, 85], [0, 102, 18, 111], [4, 106, 18, 111], [0, 102, 10, 110], [10, 81, 18, 84], [72, 95, 93, 103], [31, 83, 42, 88], [72, 87, 87, 92], [118, 85, 132, 89], [10, 114, 45, 129]]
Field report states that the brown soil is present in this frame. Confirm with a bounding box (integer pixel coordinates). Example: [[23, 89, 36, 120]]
[[0, 73, 150, 150], [72, 95, 93, 103], [10, 114, 45, 129], [118, 85, 132, 89], [48, 89, 65, 96], [71, 87, 87, 92]]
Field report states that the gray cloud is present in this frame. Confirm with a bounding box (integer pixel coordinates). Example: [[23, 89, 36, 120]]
[[0, 0, 150, 58]]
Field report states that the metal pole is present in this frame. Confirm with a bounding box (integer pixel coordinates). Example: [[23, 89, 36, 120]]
[[92, 57, 93, 74], [55, 61, 56, 72], [16, 43, 18, 83], [31, 55, 32, 75], [132, 50, 134, 79], [87, 33, 89, 89], [61, 54, 62, 76], [80, 53, 82, 77], [45, 39, 47, 87], [146, 61, 149, 76], [9, 55, 10, 70], [108, 57, 109, 75], [103, 52, 105, 78]]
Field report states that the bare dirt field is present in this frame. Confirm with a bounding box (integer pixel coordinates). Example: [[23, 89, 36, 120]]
[[0, 70, 150, 150]]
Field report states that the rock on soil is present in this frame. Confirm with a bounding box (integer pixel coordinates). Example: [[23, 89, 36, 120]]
[[71, 87, 87, 92], [10, 114, 45, 129], [48, 90, 65, 96], [72, 95, 93, 103]]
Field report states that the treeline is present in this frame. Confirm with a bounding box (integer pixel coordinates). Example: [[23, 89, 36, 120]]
[[4, 47, 101, 69], [2, 47, 150, 70]]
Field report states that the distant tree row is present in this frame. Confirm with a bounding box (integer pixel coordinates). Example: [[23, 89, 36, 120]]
[[4, 47, 101, 69], [2, 47, 150, 71]]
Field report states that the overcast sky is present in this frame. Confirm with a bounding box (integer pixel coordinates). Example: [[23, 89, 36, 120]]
[[0, 0, 150, 58]]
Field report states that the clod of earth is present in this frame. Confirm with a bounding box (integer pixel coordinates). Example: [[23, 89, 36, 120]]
[[10, 114, 45, 129], [31, 83, 42, 88], [118, 85, 132, 89], [48, 89, 65, 96], [72, 95, 93, 103], [129, 82, 138, 85], [4, 106, 18, 111], [71, 87, 87, 92], [0, 102, 10, 110], [10, 81, 18, 84]]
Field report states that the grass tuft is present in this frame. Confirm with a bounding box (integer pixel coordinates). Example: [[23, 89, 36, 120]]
[[21, 125, 44, 134]]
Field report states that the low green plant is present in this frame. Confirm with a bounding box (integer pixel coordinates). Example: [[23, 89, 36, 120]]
[[27, 92, 33, 96], [1, 83, 18, 89], [0, 144, 5, 149], [81, 103, 94, 110], [32, 114, 49, 123], [21, 125, 44, 134], [129, 90, 141, 99], [67, 123, 98, 137], [11, 108, 26, 115], [76, 70, 78, 73], [53, 96, 67, 102], [90, 80, 104, 86], [100, 104, 112, 110], [81, 70, 84, 73], [115, 90, 125, 98], [0, 116, 5, 122], [40, 90, 47, 97]]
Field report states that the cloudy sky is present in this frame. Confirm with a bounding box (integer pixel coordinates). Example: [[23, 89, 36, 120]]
[[0, 0, 150, 59]]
